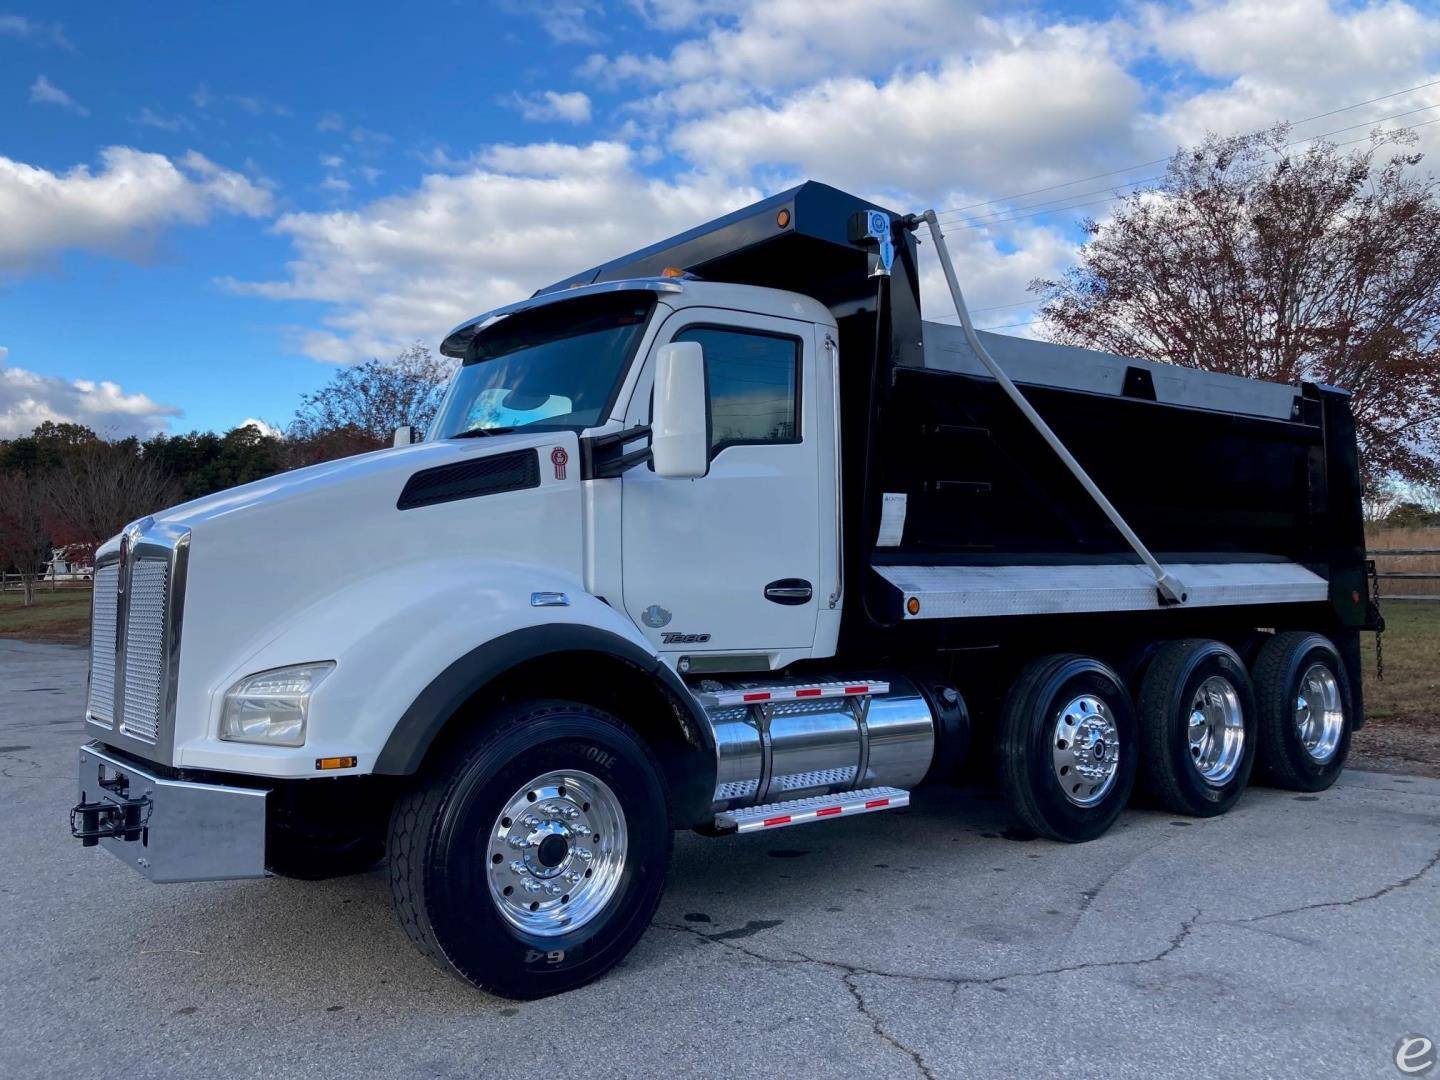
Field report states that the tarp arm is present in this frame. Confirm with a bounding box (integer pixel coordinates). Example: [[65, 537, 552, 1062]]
[[918, 209, 1187, 605]]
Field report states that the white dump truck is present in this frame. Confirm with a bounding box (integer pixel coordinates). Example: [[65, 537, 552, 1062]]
[[70, 182, 1379, 997]]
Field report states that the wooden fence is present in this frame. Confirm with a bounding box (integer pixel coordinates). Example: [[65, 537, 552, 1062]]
[[1365, 544, 1434, 604]]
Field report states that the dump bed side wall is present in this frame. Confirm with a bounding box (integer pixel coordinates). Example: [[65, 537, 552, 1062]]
[[875, 364, 1328, 563]]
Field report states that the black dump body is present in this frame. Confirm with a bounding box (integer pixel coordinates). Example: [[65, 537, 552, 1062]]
[[544, 181, 1375, 693]]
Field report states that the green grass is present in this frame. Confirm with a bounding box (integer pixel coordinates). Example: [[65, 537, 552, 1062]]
[[1353, 602, 1440, 776], [0, 587, 92, 645]]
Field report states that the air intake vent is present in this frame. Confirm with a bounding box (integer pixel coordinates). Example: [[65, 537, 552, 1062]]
[[397, 449, 541, 511], [86, 563, 119, 727], [120, 558, 170, 744]]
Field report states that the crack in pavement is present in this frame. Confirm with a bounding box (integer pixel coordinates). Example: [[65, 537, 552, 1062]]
[[1227, 845, 1440, 925], [840, 969, 938, 1080], [657, 910, 1203, 1079]]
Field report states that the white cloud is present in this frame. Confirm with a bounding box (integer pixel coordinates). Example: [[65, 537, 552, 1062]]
[[191, 83, 213, 108], [625, 0, 745, 33], [129, 106, 193, 132], [225, 0, 1440, 369], [586, 0, 989, 92], [0, 147, 274, 272], [0, 351, 181, 439], [29, 75, 88, 116], [1141, 0, 1440, 152], [317, 111, 344, 132], [671, 27, 1145, 196], [507, 89, 593, 124], [223, 142, 755, 362], [520, 0, 606, 44], [0, 14, 71, 49], [238, 417, 281, 438], [227, 93, 290, 117]]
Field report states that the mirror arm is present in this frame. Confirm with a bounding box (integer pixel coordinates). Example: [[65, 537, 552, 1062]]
[[579, 424, 653, 479]]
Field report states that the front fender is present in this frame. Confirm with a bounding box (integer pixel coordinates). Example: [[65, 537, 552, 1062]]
[[176, 558, 666, 776]]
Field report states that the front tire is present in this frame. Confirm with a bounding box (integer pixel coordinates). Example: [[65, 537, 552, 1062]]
[[1137, 639, 1256, 817], [1252, 632, 1353, 792], [998, 655, 1138, 843], [388, 700, 672, 999]]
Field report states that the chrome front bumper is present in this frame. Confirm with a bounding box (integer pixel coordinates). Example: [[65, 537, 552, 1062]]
[[73, 742, 268, 883]]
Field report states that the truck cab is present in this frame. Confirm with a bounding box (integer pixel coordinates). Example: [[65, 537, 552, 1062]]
[[70, 181, 1377, 1000]]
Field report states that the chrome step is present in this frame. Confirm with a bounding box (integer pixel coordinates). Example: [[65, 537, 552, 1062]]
[[695, 680, 889, 709], [713, 787, 909, 834]]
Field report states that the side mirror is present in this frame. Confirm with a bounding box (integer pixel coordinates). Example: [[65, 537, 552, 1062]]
[[393, 425, 414, 448], [651, 342, 708, 479]]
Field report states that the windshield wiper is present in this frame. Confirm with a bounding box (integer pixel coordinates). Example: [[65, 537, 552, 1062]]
[[452, 426, 516, 439]]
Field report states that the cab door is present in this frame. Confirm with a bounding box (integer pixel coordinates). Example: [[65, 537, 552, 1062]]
[[621, 308, 822, 656]]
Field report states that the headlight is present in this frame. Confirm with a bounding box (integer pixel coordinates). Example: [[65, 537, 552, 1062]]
[[220, 662, 335, 747]]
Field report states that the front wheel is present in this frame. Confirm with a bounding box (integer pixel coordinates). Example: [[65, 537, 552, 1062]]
[[388, 700, 672, 998], [997, 655, 1138, 843]]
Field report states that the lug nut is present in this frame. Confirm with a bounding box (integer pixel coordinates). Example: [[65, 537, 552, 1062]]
[[510, 861, 529, 876]]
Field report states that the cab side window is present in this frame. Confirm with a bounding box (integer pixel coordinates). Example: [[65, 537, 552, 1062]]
[[673, 326, 801, 456]]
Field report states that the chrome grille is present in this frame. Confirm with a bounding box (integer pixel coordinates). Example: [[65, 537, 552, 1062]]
[[119, 558, 170, 744], [86, 564, 119, 727]]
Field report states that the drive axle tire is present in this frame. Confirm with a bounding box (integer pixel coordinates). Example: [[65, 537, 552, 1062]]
[[1252, 633, 1354, 792], [998, 655, 1137, 843], [388, 700, 671, 999], [1137, 640, 1256, 817]]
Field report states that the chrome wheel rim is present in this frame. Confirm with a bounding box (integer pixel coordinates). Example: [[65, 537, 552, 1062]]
[[486, 769, 627, 937], [1051, 695, 1121, 807], [1295, 664, 1344, 764], [1187, 675, 1245, 786]]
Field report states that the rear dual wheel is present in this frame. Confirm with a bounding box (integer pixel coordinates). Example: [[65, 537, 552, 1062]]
[[1253, 632, 1354, 792], [998, 655, 1138, 843], [1137, 640, 1257, 817]]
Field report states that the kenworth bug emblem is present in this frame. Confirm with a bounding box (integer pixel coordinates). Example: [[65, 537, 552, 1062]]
[[550, 446, 569, 480], [641, 604, 672, 628]]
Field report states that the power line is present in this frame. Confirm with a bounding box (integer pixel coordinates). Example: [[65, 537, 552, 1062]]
[[934, 75, 1440, 220]]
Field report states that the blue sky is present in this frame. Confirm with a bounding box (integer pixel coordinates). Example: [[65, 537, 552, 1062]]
[[3, 0, 1439, 438]]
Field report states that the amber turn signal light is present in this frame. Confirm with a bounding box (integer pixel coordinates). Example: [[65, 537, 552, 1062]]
[[315, 756, 358, 771]]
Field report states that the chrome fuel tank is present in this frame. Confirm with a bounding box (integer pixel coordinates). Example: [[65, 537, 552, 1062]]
[[698, 676, 937, 812]]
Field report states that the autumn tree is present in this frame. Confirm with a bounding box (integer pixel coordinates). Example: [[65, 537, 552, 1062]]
[[0, 469, 55, 606], [1035, 127, 1440, 487], [288, 342, 456, 449], [46, 442, 181, 559]]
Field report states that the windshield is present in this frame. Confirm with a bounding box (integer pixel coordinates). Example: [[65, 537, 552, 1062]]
[[431, 292, 657, 439]]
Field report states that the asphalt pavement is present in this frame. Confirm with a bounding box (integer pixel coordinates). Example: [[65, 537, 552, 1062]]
[[2, 638, 1438, 1079]]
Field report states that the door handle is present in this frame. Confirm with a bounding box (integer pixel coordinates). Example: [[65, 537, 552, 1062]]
[[764, 579, 813, 606]]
